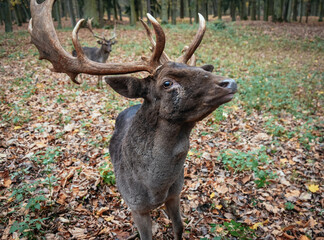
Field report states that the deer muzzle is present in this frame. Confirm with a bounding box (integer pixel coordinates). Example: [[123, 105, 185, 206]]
[[219, 79, 237, 93]]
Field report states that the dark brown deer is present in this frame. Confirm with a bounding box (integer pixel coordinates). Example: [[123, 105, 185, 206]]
[[71, 20, 116, 88], [28, 0, 237, 239]]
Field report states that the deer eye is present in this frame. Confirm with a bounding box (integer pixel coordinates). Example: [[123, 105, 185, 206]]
[[163, 81, 173, 88]]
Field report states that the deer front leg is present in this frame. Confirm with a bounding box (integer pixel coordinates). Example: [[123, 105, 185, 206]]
[[132, 210, 152, 240], [165, 196, 183, 240]]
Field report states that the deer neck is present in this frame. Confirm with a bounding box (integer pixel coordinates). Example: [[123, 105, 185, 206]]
[[99, 46, 110, 59], [125, 100, 195, 164]]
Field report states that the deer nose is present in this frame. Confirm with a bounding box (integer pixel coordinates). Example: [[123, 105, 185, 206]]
[[219, 79, 237, 93]]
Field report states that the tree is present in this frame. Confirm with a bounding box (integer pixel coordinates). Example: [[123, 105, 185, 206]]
[[195, 0, 199, 23], [0, 0, 12, 32], [180, 0, 185, 18], [264, 0, 269, 20], [292, 0, 298, 21], [240, 0, 247, 19], [300, 0, 304, 22], [171, 0, 177, 24], [257, 0, 261, 19], [162, 0, 168, 23], [83, 0, 100, 26], [251, 0, 256, 19], [130, 0, 136, 25], [320, 0, 324, 21], [98, 0, 105, 27], [146, 0, 151, 24], [67, 0, 76, 27], [54, 0, 62, 29], [218, 0, 222, 19], [230, 0, 236, 20]]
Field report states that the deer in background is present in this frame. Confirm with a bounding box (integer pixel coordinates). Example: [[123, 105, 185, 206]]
[[29, 0, 237, 239], [72, 19, 116, 88]]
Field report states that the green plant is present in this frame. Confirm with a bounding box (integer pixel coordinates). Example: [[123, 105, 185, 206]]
[[285, 202, 295, 210], [218, 147, 277, 187], [99, 161, 116, 185], [208, 220, 256, 240], [9, 215, 48, 238]]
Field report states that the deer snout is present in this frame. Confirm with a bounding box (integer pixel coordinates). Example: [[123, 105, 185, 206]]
[[219, 79, 237, 93]]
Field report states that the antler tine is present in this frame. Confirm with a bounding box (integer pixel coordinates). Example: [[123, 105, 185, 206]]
[[109, 22, 117, 41], [181, 46, 197, 66], [29, 0, 155, 82], [146, 13, 166, 67], [177, 13, 206, 64], [85, 18, 106, 41], [140, 19, 170, 64]]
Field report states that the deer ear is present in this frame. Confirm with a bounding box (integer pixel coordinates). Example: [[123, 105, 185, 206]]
[[104, 76, 147, 98], [97, 40, 102, 44], [200, 65, 214, 72]]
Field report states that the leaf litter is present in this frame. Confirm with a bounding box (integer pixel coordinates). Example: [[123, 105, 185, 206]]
[[0, 20, 323, 239]]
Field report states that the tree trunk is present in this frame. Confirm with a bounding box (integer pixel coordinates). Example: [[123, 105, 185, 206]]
[[67, 0, 76, 27], [305, 0, 311, 22], [188, 0, 193, 23], [54, 0, 62, 29], [264, 0, 269, 20], [195, 0, 199, 23], [1, 0, 12, 32], [104, 0, 111, 21], [180, 0, 185, 18], [205, 0, 209, 21], [171, 0, 177, 24], [147, 0, 151, 23], [218, 0, 222, 19], [240, 0, 247, 20], [83, 0, 100, 26], [230, 0, 236, 20], [292, 0, 298, 21], [268, 0, 274, 16], [14, 5, 23, 26], [113, 0, 118, 21], [257, 0, 261, 19], [251, 0, 256, 19], [97, 0, 105, 27], [319, 0, 324, 21], [117, 2, 123, 21], [212, 0, 217, 17], [299, 0, 304, 22], [138, 0, 143, 19], [162, 0, 168, 23], [21, 0, 31, 19], [130, 0, 136, 25]]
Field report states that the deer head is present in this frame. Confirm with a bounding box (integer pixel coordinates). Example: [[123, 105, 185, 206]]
[[85, 18, 117, 54]]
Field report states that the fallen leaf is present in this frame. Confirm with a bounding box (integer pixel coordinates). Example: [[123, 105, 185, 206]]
[[308, 184, 319, 193], [299, 236, 310, 240], [210, 192, 216, 198], [251, 222, 263, 230]]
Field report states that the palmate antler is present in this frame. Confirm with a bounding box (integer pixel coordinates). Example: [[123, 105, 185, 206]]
[[28, 0, 165, 83], [28, 0, 206, 84]]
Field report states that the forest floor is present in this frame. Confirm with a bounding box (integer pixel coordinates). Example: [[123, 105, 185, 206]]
[[0, 17, 323, 240]]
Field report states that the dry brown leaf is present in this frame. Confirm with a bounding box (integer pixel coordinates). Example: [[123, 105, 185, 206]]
[[299, 236, 310, 240], [96, 207, 110, 216]]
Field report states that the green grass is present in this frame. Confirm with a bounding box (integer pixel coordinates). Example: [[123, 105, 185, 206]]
[[218, 147, 277, 188]]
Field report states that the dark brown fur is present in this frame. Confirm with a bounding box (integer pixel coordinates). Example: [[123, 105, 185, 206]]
[[105, 62, 237, 239]]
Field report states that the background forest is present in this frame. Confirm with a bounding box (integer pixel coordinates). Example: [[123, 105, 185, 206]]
[[0, 0, 323, 240], [0, 0, 324, 32]]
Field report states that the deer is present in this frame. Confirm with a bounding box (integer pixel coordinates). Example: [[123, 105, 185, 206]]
[[28, 0, 237, 239], [71, 19, 117, 89]]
